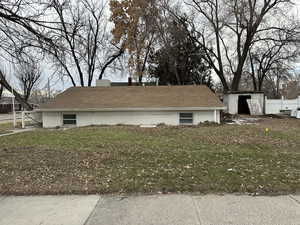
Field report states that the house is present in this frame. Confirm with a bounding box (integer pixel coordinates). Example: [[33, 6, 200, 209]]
[[281, 81, 300, 99], [0, 97, 22, 113], [1, 89, 40, 113], [36, 82, 226, 128]]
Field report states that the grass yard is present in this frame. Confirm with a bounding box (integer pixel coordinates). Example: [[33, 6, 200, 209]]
[[0, 117, 300, 195], [0, 123, 14, 135]]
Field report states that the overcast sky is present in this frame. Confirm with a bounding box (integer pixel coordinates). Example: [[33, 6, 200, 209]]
[[3, 0, 300, 94], [27, 1, 300, 91]]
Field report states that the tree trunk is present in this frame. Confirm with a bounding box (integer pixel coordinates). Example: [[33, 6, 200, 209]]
[[249, 52, 257, 91], [276, 75, 281, 98], [0, 84, 3, 100], [258, 79, 264, 91], [218, 71, 229, 92], [252, 77, 257, 91], [174, 60, 181, 85], [231, 73, 240, 91], [231, 31, 255, 91], [98, 49, 124, 80], [138, 75, 143, 85], [231, 52, 249, 91]]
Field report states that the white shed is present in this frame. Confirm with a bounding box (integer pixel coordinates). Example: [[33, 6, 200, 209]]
[[223, 92, 265, 115], [37, 85, 226, 128]]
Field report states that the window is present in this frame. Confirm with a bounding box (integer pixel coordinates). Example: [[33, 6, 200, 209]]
[[179, 113, 193, 125], [63, 114, 77, 125]]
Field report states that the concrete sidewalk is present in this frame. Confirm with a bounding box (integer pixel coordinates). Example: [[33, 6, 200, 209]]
[[0, 194, 299, 225], [0, 128, 36, 137]]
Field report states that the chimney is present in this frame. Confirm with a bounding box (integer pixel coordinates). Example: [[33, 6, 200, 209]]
[[96, 79, 111, 87], [128, 77, 132, 86]]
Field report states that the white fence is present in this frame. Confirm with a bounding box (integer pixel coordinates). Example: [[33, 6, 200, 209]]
[[265, 97, 300, 114], [21, 111, 42, 128]]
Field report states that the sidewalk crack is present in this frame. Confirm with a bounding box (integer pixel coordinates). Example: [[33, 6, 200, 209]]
[[288, 195, 300, 206], [83, 196, 102, 225], [191, 196, 202, 225]]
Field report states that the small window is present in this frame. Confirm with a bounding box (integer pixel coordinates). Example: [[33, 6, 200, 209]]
[[179, 113, 193, 125], [63, 114, 77, 125]]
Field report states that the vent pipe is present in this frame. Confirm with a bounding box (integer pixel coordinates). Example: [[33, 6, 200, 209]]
[[128, 77, 132, 86], [96, 79, 111, 87]]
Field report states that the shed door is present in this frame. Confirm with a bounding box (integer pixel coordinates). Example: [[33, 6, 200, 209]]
[[238, 95, 251, 114]]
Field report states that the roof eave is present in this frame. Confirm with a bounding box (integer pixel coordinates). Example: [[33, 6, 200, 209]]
[[36, 106, 227, 112]]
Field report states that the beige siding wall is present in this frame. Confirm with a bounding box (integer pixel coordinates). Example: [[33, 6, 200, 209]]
[[42, 110, 219, 128]]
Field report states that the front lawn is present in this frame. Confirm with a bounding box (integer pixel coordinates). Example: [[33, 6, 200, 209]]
[[0, 117, 300, 195], [0, 123, 14, 135]]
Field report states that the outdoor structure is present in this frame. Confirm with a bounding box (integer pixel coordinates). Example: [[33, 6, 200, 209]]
[[265, 96, 300, 116], [36, 84, 226, 128], [0, 97, 22, 113], [223, 92, 265, 115]]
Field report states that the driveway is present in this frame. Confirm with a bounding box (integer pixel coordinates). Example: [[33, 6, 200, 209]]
[[0, 194, 299, 225]]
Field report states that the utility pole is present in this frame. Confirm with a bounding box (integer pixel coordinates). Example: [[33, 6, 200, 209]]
[[48, 78, 51, 99]]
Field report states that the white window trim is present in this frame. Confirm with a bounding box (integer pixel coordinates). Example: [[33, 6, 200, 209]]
[[179, 112, 194, 125], [63, 114, 77, 126]]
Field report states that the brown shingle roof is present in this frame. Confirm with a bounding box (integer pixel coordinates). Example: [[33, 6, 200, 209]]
[[38, 85, 225, 111]]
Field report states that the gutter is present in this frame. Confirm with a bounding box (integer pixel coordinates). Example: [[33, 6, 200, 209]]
[[36, 106, 227, 112]]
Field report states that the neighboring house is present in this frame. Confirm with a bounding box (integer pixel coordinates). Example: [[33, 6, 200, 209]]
[[0, 97, 22, 113], [281, 81, 300, 99], [37, 83, 226, 128], [0, 97, 39, 113], [1, 89, 40, 113]]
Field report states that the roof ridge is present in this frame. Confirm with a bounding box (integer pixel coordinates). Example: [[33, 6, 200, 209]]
[[39, 85, 225, 110]]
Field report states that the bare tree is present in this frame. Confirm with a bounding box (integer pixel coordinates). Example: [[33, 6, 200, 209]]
[[15, 56, 42, 101], [264, 65, 293, 98], [242, 14, 300, 91], [247, 43, 298, 91], [173, 0, 298, 91], [0, 0, 58, 109], [0, 0, 123, 112], [44, 0, 124, 87]]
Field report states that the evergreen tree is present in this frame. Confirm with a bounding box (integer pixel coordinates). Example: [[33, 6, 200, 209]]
[[148, 18, 213, 89]]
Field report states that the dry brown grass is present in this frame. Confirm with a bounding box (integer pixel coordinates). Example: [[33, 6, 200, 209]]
[[0, 117, 299, 195]]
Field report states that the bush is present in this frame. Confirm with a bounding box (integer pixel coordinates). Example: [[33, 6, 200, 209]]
[[198, 121, 220, 126]]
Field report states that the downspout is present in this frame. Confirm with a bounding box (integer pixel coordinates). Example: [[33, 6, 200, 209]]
[[214, 110, 218, 123]]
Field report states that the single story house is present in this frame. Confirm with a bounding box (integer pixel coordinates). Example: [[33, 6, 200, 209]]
[[36, 84, 226, 128]]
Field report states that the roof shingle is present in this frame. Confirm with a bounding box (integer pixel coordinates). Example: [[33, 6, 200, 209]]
[[39, 85, 225, 111]]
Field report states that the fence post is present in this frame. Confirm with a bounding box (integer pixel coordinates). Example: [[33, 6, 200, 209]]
[[281, 96, 284, 111], [22, 111, 25, 129], [264, 96, 268, 114]]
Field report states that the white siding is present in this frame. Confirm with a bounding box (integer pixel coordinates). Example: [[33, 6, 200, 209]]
[[42, 110, 220, 128], [224, 93, 265, 115], [42, 112, 62, 128]]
